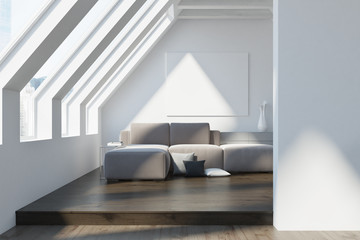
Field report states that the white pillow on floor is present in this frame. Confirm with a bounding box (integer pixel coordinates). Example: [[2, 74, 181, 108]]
[[205, 168, 231, 177]]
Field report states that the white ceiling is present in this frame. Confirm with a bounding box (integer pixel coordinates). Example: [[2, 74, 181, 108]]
[[176, 0, 273, 19]]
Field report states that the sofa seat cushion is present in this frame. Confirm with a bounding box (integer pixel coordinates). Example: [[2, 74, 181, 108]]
[[221, 144, 273, 172], [169, 144, 223, 169], [104, 144, 170, 180], [130, 123, 170, 146], [170, 123, 210, 145]]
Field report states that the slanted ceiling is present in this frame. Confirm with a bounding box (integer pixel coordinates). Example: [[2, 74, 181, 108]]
[[0, 0, 272, 138]]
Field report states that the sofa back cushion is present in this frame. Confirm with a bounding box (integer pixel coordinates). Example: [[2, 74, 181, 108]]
[[130, 123, 170, 146], [170, 123, 210, 145]]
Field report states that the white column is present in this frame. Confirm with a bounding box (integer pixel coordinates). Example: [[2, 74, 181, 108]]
[[274, 0, 360, 230]]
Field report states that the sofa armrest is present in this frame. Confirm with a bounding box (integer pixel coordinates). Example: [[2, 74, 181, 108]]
[[210, 130, 221, 146], [120, 130, 130, 146]]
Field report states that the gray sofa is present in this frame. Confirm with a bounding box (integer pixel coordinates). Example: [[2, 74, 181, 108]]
[[104, 122, 272, 180]]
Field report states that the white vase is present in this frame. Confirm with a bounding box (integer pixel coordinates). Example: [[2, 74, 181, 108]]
[[257, 101, 267, 132]]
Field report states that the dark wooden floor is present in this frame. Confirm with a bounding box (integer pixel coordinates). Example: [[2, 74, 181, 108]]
[[3, 225, 360, 240], [16, 169, 273, 225]]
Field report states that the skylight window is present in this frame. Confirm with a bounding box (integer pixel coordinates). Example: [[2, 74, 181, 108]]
[[26, 0, 140, 141], [0, 0, 49, 144], [19, 0, 118, 141], [61, 0, 157, 137], [1, 0, 98, 145], [86, 7, 174, 134], [0, 0, 48, 54], [1, 0, 174, 143], [62, 0, 172, 136]]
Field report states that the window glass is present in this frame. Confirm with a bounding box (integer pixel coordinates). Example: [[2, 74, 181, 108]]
[[19, 0, 116, 140], [0, 0, 48, 53]]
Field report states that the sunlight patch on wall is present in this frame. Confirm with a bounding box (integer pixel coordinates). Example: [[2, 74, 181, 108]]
[[165, 52, 248, 117], [275, 129, 360, 230]]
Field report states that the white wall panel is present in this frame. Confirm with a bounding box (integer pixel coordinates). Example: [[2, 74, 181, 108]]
[[274, 0, 360, 230], [101, 19, 273, 144]]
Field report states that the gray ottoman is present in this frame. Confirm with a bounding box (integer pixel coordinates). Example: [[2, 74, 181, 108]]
[[104, 145, 170, 180], [221, 144, 273, 172]]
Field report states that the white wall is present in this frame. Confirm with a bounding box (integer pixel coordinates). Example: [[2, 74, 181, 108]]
[[101, 19, 273, 144], [0, 90, 100, 234], [274, 0, 360, 230]]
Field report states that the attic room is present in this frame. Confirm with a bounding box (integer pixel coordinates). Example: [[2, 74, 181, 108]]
[[1, 0, 360, 239]]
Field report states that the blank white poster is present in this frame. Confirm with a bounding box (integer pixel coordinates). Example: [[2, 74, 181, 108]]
[[165, 52, 248, 116]]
